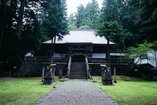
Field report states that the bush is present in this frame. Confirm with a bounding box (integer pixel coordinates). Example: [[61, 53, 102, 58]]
[[78, 25, 91, 30], [68, 24, 77, 30]]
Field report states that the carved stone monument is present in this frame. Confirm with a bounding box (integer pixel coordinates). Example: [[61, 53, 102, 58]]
[[101, 65, 112, 85]]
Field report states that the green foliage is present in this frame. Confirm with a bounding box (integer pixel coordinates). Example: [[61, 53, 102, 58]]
[[97, 0, 133, 49], [101, 0, 119, 21], [97, 0, 157, 49], [78, 25, 91, 30], [138, 0, 157, 41], [69, 0, 100, 29], [41, 0, 68, 40], [126, 41, 154, 59], [97, 20, 128, 49], [84, 0, 100, 29], [68, 24, 77, 30], [67, 13, 77, 30], [75, 4, 85, 28], [0, 0, 69, 71]]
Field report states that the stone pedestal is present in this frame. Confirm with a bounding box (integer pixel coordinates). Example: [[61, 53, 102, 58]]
[[59, 69, 63, 79], [43, 77, 52, 84], [101, 65, 112, 85]]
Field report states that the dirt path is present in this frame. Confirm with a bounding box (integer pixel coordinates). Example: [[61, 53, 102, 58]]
[[35, 80, 117, 105]]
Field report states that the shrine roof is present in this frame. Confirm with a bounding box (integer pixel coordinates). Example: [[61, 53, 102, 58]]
[[43, 30, 115, 45]]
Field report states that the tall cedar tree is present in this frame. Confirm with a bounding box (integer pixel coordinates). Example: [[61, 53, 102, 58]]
[[73, 0, 100, 29], [0, 0, 41, 71], [97, 0, 127, 49], [138, 0, 157, 42], [84, 0, 100, 29], [75, 4, 85, 28], [41, 0, 68, 63]]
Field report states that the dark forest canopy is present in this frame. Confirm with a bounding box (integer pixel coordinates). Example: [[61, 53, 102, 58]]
[[97, 0, 157, 49], [69, 0, 157, 49], [0, 0, 68, 71]]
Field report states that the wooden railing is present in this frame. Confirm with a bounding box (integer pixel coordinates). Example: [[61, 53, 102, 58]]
[[88, 58, 132, 65], [88, 58, 106, 63], [24, 56, 132, 66], [25, 56, 68, 63]]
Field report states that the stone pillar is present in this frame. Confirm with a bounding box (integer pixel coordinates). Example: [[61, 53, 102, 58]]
[[101, 65, 112, 85]]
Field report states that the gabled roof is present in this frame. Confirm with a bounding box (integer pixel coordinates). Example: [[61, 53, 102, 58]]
[[43, 30, 115, 45]]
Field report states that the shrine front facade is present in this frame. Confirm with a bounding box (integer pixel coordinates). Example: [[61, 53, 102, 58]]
[[38, 30, 125, 79], [19, 30, 128, 78]]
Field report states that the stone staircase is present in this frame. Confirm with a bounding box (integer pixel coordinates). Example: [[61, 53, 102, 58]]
[[69, 62, 87, 79]]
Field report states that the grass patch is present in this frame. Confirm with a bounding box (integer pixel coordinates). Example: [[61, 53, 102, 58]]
[[93, 76, 157, 105], [0, 77, 57, 105]]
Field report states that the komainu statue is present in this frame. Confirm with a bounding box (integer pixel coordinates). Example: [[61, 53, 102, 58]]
[[101, 65, 112, 85], [43, 64, 56, 84]]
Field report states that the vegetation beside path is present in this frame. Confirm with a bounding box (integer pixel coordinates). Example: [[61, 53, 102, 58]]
[[0, 77, 55, 105], [93, 76, 157, 105]]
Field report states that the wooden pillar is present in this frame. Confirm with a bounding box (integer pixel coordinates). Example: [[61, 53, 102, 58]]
[[113, 67, 117, 83], [107, 38, 110, 68], [85, 56, 90, 78], [67, 56, 72, 78]]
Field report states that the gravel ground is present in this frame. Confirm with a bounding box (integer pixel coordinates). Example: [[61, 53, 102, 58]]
[[35, 80, 117, 105]]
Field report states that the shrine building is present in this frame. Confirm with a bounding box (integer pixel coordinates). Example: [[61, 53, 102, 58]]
[[39, 30, 125, 79], [20, 30, 125, 79]]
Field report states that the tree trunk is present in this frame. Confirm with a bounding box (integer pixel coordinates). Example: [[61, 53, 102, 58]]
[[50, 37, 53, 64], [16, 0, 26, 39], [122, 39, 126, 50], [107, 38, 110, 68], [7, 0, 17, 37], [0, 0, 7, 52]]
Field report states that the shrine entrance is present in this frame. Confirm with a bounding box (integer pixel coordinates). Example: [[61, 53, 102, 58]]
[[70, 55, 87, 79], [72, 55, 85, 62]]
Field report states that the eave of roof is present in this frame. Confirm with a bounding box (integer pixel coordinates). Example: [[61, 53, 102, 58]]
[[43, 30, 115, 45]]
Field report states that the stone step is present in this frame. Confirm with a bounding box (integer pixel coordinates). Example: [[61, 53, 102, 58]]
[[70, 62, 87, 79], [70, 72, 86, 74], [70, 75, 87, 79], [70, 73, 87, 76]]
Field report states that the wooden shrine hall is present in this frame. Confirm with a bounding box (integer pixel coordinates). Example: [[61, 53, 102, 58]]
[[21, 30, 127, 79]]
